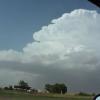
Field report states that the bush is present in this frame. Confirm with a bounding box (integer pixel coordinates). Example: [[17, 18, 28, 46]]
[[77, 92, 91, 96]]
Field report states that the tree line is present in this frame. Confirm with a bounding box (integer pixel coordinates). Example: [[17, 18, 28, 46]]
[[45, 83, 67, 94], [2, 80, 67, 94]]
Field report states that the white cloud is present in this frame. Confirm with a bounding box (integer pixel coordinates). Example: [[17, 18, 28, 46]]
[[0, 49, 22, 62], [0, 9, 100, 68], [0, 9, 100, 92]]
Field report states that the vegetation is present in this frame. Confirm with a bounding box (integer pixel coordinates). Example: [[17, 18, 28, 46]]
[[0, 90, 93, 100], [76, 92, 96, 96], [14, 80, 31, 90], [0, 80, 94, 100], [45, 83, 67, 94]]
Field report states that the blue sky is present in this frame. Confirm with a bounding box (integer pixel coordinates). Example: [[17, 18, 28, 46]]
[[0, 0, 99, 51]]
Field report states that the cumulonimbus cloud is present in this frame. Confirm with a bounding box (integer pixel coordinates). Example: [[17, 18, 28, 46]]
[[0, 9, 100, 69], [0, 9, 100, 92]]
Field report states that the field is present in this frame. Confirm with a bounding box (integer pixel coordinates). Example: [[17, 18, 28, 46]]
[[0, 90, 93, 100]]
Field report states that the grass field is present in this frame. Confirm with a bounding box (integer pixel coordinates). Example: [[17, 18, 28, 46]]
[[0, 90, 93, 100]]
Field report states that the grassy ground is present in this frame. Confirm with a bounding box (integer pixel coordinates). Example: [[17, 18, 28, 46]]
[[0, 90, 93, 100]]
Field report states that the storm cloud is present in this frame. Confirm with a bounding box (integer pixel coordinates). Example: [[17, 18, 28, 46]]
[[0, 9, 100, 93]]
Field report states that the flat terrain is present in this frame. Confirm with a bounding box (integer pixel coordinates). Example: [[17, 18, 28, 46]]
[[0, 90, 93, 100], [0, 96, 92, 100]]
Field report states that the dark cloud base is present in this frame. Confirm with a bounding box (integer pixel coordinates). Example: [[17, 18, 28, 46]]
[[0, 61, 100, 93]]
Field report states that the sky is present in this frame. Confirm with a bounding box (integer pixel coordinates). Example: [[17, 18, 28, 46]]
[[0, 0, 100, 93]]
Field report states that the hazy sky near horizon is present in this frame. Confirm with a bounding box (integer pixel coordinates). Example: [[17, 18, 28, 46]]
[[0, 0, 100, 93]]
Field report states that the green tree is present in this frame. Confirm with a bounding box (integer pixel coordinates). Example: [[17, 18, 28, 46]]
[[45, 83, 67, 94], [9, 85, 13, 90], [18, 80, 31, 90], [45, 84, 54, 93]]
